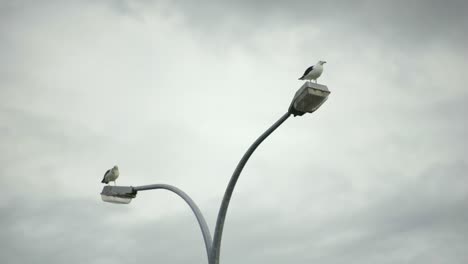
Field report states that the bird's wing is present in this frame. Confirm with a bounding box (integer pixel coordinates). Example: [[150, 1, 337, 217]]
[[101, 169, 111, 183], [299, 66, 314, 79]]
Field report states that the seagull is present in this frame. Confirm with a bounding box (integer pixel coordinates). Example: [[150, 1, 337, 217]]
[[298, 60, 327, 83], [101, 165, 119, 185]]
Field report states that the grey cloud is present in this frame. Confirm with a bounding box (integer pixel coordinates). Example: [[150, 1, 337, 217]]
[[219, 161, 468, 264], [1, 1, 467, 264], [147, 0, 468, 49], [0, 194, 219, 264], [1, 198, 113, 264], [0, 195, 213, 264], [3, 159, 465, 264]]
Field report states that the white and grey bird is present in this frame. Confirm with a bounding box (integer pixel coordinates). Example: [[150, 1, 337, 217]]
[[298, 60, 327, 83], [101, 165, 119, 185]]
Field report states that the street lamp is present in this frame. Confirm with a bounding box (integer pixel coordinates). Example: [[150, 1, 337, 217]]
[[100, 82, 330, 264], [101, 184, 213, 262], [212, 82, 330, 264]]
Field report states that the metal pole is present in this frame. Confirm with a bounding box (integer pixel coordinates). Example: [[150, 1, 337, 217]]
[[133, 184, 213, 264], [211, 112, 291, 264]]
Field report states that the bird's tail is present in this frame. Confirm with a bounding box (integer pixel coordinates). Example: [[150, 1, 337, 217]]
[[298, 77, 304, 80], [101, 178, 108, 184]]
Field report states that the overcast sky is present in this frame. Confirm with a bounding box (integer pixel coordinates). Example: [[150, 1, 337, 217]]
[[1, 1, 467, 263]]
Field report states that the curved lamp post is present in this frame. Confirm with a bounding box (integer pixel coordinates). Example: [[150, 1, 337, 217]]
[[100, 82, 331, 264], [101, 184, 213, 261]]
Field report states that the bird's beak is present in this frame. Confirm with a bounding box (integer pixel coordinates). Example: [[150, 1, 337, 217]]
[[323, 61, 327, 64]]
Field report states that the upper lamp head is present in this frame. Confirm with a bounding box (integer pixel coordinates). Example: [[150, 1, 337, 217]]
[[288, 82, 330, 116]]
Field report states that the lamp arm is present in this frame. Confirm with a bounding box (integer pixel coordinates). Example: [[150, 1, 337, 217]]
[[211, 112, 291, 264], [133, 184, 213, 263]]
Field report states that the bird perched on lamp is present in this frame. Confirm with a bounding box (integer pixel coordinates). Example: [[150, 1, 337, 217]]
[[299, 60, 326, 83], [101, 165, 119, 185]]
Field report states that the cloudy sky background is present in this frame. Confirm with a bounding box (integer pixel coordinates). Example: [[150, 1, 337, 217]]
[[1, 0, 467, 263]]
